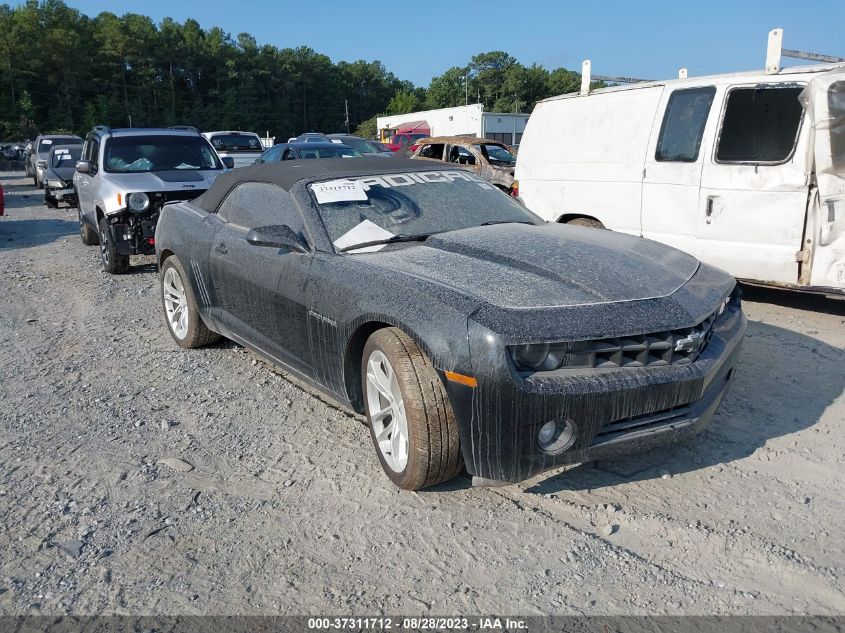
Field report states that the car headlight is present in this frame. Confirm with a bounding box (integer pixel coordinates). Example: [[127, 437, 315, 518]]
[[126, 192, 150, 212], [46, 179, 65, 188]]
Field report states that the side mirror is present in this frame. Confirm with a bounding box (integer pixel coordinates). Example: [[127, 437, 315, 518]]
[[36, 159, 47, 169], [246, 225, 308, 253], [221, 157, 235, 169], [76, 160, 92, 174]]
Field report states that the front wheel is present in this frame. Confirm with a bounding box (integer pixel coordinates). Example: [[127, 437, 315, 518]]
[[98, 217, 129, 274], [362, 328, 463, 490], [160, 256, 220, 348]]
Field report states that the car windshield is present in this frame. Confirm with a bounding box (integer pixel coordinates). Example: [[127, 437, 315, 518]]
[[333, 138, 379, 154], [299, 147, 358, 159], [310, 170, 540, 252], [209, 133, 263, 152], [476, 143, 516, 166], [38, 137, 78, 155], [372, 142, 391, 152], [51, 146, 82, 168], [104, 135, 222, 172]]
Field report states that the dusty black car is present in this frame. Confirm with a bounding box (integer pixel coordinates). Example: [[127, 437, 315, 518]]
[[154, 158, 745, 490], [43, 144, 82, 207]]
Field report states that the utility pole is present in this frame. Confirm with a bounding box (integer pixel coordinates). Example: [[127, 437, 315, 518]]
[[344, 99, 350, 134], [464, 73, 468, 106]]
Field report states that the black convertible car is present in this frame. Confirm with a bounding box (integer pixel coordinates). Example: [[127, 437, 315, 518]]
[[155, 158, 746, 490]]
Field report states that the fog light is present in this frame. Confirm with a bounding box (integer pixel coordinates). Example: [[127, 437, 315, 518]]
[[537, 418, 577, 454], [538, 421, 557, 445]]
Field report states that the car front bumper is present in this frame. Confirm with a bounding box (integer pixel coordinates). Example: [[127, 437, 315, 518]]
[[445, 306, 746, 484], [48, 187, 76, 203]]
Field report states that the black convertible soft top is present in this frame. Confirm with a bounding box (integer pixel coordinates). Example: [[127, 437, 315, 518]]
[[193, 157, 454, 213]]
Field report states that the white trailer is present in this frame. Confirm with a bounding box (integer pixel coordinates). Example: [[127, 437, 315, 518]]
[[378, 104, 529, 146]]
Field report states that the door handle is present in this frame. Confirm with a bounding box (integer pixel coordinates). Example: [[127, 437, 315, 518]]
[[214, 243, 228, 255], [705, 196, 716, 224]]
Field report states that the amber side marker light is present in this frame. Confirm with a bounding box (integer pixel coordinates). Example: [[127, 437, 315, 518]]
[[117, 193, 122, 206], [444, 371, 478, 388]]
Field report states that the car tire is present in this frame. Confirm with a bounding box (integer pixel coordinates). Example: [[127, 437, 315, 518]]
[[160, 256, 220, 349], [98, 217, 129, 274], [566, 217, 604, 229], [32, 174, 38, 188], [361, 328, 463, 490], [79, 209, 98, 245], [44, 187, 58, 208]]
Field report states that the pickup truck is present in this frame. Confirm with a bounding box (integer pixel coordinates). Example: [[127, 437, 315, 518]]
[[202, 131, 265, 168], [385, 133, 429, 153]]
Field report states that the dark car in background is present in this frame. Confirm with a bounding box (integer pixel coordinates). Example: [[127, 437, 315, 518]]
[[289, 133, 393, 157], [256, 142, 358, 162], [26, 134, 83, 187], [43, 144, 83, 207], [154, 158, 745, 490]]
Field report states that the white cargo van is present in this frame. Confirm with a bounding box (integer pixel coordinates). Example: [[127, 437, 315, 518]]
[[515, 30, 845, 296]]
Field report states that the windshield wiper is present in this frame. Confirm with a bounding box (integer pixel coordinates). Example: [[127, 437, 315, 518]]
[[479, 220, 536, 227], [338, 233, 435, 252]]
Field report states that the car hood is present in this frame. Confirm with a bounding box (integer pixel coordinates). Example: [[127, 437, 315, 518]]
[[359, 223, 699, 309], [46, 167, 77, 183], [101, 169, 222, 191]]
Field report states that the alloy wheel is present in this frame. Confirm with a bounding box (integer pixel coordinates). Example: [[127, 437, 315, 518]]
[[365, 350, 409, 472], [162, 266, 189, 340]]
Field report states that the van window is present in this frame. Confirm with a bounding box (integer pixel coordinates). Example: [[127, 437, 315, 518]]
[[655, 87, 715, 162], [716, 86, 803, 163], [829, 80, 845, 171]]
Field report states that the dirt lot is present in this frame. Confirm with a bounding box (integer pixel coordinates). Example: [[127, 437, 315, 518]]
[[1, 170, 844, 616]]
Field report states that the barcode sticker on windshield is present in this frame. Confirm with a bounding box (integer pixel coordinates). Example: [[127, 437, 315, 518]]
[[312, 179, 368, 204]]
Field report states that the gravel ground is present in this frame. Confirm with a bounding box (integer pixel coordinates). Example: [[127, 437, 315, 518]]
[[1, 170, 844, 616]]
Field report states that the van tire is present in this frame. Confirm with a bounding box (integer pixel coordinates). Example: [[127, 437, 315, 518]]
[[566, 217, 604, 229]]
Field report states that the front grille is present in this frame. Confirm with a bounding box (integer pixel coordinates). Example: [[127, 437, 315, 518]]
[[563, 312, 718, 369], [591, 404, 693, 446], [157, 189, 206, 204]]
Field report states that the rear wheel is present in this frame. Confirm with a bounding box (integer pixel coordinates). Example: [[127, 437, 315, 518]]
[[98, 217, 129, 274], [361, 328, 463, 490], [160, 256, 220, 348], [565, 217, 604, 229], [78, 209, 98, 245]]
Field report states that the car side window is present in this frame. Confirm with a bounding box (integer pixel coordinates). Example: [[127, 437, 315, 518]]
[[715, 85, 804, 164], [655, 87, 716, 162], [419, 143, 444, 160], [227, 182, 308, 241], [282, 149, 296, 160], [448, 145, 476, 165], [261, 146, 283, 163], [216, 185, 242, 222], [83, 138, 100, 171]]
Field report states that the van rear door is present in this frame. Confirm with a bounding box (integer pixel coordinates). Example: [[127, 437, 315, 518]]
[[696, 83, 809, 284], [801, 70, 845, 291]]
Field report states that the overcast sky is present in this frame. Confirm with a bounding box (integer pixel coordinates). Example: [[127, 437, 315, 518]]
[[24, 0, 845, 85]]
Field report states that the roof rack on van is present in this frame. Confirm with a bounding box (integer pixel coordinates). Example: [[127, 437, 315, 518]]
[[765, 28, 845, 74], [579, 60, 657, 96], [93, 125, 112, 135]]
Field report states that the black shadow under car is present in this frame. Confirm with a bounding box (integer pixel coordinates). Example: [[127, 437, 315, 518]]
[[154, 158, 746, 490]]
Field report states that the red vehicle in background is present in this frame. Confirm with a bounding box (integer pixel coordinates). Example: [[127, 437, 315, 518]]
[[385, 132, 430, 153]]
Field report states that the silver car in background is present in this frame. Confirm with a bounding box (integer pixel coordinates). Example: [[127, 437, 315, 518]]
[[202, 130, 265, 168]]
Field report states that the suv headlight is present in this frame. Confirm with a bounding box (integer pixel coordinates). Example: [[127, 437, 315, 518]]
[[126, 192, 150, 212]]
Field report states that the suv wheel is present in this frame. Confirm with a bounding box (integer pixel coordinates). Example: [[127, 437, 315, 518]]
[[160, 256, 220, 348], [98, 217, 129, 274], [361, 328, 463, 490], [78, 209, 98, 245]]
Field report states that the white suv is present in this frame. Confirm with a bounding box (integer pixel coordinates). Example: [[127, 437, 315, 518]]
[[74, 126, 232, 274]]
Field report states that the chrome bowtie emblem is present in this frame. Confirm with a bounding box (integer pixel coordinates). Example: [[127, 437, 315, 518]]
[[675, 330, 705, 353]]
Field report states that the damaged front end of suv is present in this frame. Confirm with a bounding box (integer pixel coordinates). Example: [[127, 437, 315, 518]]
[[75, 127, 229, 274]]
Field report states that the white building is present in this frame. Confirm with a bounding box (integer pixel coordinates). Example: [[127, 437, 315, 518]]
[[377, 104, 529, 145]]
